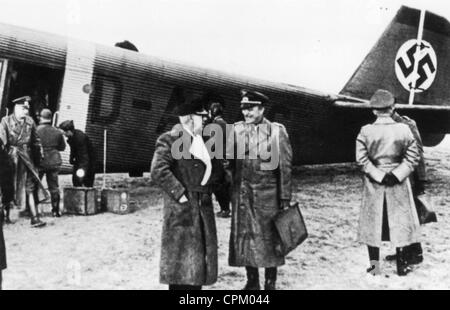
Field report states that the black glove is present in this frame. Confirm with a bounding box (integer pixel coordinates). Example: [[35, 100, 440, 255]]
[[382, 173, 400, 187], [32, 148, 42, 168], [0, 140, 5, 152], [414, 180, 426, 195]]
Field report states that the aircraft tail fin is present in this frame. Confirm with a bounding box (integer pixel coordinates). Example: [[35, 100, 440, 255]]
[[340, 6, 450, 107]]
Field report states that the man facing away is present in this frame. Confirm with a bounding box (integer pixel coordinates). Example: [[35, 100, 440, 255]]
[[381, 111, 429, 265], [37, 109, 66, 217], [356, 89, 420, 276]]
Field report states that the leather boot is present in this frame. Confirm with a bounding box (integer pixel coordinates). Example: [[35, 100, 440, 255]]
[[51, 192, 61, 217], [28, 194, 46, 228], [366, 260, 381, 276], [243, 267, 260, 290], [31, 216, 46, 228], [385, 253, 397, 261], [264, 267, 277, 290], [3, 203, 12, 224], [407, 243, 423, 265], [396, 247, 412, 276]]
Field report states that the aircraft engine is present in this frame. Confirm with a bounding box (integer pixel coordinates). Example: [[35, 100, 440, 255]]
[[422, 133, 446, 147]]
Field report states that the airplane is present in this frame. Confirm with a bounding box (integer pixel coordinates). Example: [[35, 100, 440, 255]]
[[0, 5, 449, 177]]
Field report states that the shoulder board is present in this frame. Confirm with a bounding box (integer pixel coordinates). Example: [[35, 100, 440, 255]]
[[24, 116, 35, 125], [361, 124, 373, 131], [401, 115, 416, 124], [401, 115, 411, 121], [271, 122, 286, 129]]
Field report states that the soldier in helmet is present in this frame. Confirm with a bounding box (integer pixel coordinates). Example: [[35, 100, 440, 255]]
[[58, 120, 96, 188], [225, 90, 293, 290], [0, 96, 47, 227], [356, 89, 420, 276], [37, 109, 66, 217]]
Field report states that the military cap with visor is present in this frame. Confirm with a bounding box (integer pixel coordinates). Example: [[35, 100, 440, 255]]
[[12, 96, 31, 109], [240, 90, 269, 109]]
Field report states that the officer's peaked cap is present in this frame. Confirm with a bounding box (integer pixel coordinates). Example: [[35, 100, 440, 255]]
[[12, 96, 31, 109], [240, 90, 269, 109]]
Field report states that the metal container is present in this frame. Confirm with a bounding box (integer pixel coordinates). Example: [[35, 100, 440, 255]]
[[101, 188, 136, 215]]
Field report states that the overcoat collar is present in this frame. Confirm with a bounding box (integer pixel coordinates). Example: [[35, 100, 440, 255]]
[[374, 116, 396, 125]]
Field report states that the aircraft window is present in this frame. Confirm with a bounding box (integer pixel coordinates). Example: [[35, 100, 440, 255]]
[[98, 80, 115, 119], [132, 99, 152, 110], [91, 73, 122, 124], [83, 84, 92, 94]]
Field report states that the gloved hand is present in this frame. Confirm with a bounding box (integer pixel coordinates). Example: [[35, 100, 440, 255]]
[[280, 200, 290, 210], [415, 180, 426, 195], [382, 172, 400, 187]]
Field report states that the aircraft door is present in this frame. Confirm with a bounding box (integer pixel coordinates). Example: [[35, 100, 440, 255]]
[[0, 58, 9, 117]]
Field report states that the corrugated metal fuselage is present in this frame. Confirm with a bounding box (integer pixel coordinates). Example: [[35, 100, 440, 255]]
[[0, 23, 370, 174]]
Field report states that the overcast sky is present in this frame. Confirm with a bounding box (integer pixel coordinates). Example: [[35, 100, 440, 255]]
[[0, 0, 448, 94]]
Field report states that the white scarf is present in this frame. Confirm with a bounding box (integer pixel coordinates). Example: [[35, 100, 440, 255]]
[[182, 125, 212, 186]]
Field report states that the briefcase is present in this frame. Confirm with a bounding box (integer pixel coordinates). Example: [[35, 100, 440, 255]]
[[274, 201, 308, 256], [101, 188, 137, 215], [415, 194, 437, 225], [63, 187, 102, 216]]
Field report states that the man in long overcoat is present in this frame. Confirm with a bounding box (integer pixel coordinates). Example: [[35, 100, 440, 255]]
[[356, 89, 420, 276], [150, 99, 218, 290], [0, 96, 48, 227], [225, 90, 292, 290], [384, 111, 430, 264]]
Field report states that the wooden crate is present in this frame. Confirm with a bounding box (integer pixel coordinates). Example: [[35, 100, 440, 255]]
[[63, 187, 102, 216]]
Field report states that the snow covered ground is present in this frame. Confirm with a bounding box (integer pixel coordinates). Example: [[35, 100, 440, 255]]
[[2, 142, 449, 290]]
